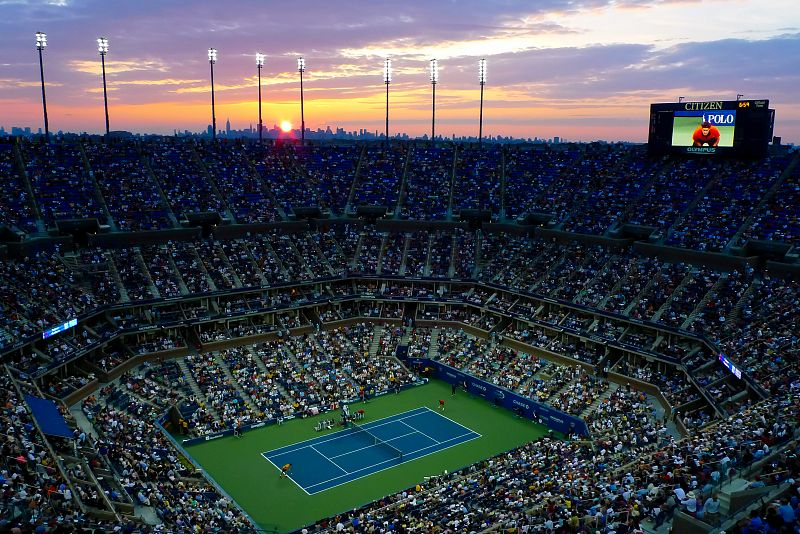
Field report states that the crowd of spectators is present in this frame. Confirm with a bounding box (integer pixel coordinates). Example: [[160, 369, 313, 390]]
[[666, 157, 787, 251], [147, 139, 227, 219], [79, 382, 250, 530], [351, 146, 406, 209], [2, 137, 798, 252], [739, 164, 800, 246], [0, 141, 38, 233], [0, 249, 97, 350], [195, 141, 281, 224], [400, 146, 453, 219], [306, 391, 799, 533], [83, 140, 172, 231], [452, 145, 502, 215], [19, 138, 107, 227]]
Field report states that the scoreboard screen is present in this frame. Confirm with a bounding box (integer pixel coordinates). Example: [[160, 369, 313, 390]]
[[648, 99, 774, 157]]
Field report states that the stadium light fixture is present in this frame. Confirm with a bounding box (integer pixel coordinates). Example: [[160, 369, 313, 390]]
[[97, 37, 110, 135], [298, 57, 306, 145], [256, 53, 265, 143], [736, 94, 744, 101], [35, 32, 49, 141], [678, 96, 685, 103], [384, 58, 391, 141], [208, 48, 217, 141], [430, 59, 438, 142], [478, 58, 486, 146]]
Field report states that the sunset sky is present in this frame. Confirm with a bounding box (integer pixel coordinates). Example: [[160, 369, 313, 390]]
[[1, 0, 799, 142]]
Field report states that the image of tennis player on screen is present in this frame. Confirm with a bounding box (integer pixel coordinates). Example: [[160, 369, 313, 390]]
[[692, 121, 721, 147]]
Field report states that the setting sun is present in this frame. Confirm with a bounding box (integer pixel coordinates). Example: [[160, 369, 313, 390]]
[[280, 120, 292, 133]]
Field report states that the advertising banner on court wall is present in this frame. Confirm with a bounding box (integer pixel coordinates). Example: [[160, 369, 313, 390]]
[[407, 358, 588, 436]]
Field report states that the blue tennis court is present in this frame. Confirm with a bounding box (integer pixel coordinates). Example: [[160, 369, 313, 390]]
[[262, 406, 481, 494]]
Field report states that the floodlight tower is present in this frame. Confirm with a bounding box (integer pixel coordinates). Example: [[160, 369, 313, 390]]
[[35, 32, 49, 141], [256, 53, 265, 143], [430, 59, 438, 142], [384, 58, 392, 141], [208, 48, 217, 141], [478, 58, 486, 146], [298, 57, 306, 145], [97, 37, 110, 135]]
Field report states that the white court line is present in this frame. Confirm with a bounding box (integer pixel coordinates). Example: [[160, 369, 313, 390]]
[[328, 430, 418, 460], [422, 406, 483, 438], [261, 453, 311, 496], [310, 444, 349, 474], [400, 420, 440, 444], [264, 407, 429, 457], [305, 431, 481, 494]]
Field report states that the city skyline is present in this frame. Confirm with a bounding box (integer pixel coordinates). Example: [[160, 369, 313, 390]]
[[0, 119, 574, 145], [1, 0, 798, 142]]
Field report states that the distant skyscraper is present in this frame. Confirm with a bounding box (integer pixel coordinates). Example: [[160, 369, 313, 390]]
[[226, 118, 231, 136]]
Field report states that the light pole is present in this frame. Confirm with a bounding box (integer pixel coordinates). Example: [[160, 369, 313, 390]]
[[430, 59, 438, 142], [208, 48, 217, 141], [256, 53, 264, 144], [298, 57, 305, 145], [384, 58, 391, 141], [35, 32, 49, 142], [97, 37, 110, 135], [478, 58, 486, 146]]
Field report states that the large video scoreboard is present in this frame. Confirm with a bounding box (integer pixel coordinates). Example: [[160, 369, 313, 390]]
[[648, 99, 774, 157]]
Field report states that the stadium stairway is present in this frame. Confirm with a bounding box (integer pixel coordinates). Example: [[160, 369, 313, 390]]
[[375, 233, 390, 275], [210, 241, 244, 288], [580, 381, 618, 417], [186, 245, 218, 292], [529, 249, 570, 292], [597, 256, 641, 309], [285, 236, 317, 280], [397, 233, 412, 275], [175, 356, 221, 420], [163, 248, 191, 295], [237, 239, 272, 284], [623, 262, 667, 317], [724, 154, 800, 251], [188, 146, 237, 222], [448, 233, 458, 278], [574, 253, 620, 305], [664, 171, 723, 245], [79, 143, 117, 232], [212, 352, 257, 413], [343, 144, 367, 214], [426, 328, 441, 360], [249, 347, 295, 402], [546, 368, 583, 403], [423, 233, 434, 277], [102, 250, 130, 302], [11, 142, 46, 233], [241, 151, 287, 221], [400, 326, 413, 345], [369, 324, 385, 357], [142, 155, 180, 228], [279, 342, 326, 393], [304, 234, 338, 277], [651, 269, 695, 323], [724, 277, 759, 330], [69, 404, 99, 440], [118, 247, 160, 299], [681, 273, 728, 330]]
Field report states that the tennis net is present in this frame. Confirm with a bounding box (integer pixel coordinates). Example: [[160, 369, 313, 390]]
[[350, 422, 403, 461]]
